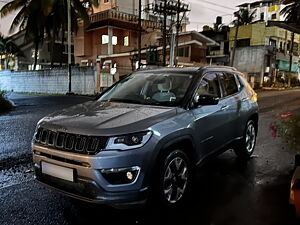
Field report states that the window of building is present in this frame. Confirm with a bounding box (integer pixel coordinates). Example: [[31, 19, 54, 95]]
[[287, 41, 291, 51], [112, 36, 117, 45], [260, 12, 264, 20], [279, 41, 283, 52], [124, 36, 129, 46], [271, 14, 277, 20], [102, 35, 109, 44], [236, 39, 250, 47], [269, 39, 276, 47], [178, 47, 189, 57]]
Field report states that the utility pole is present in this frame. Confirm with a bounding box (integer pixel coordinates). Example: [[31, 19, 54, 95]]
[[231, 12, 239, 67], [67, 0, 72, 94], [162, 0, 167, 67], [288, 32, 295, 88], [152, 0, 189, 67], [138, 0, 142, 69], [174, 0, 180, 66]]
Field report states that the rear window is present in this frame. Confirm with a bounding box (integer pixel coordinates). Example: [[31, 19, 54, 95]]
[[219, 73, 239, 97]]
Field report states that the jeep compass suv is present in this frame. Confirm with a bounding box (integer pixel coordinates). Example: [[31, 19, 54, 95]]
[[32, 66, 258, 208]]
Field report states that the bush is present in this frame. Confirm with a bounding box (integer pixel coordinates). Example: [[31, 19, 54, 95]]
[[0, 91, 13, 113], [270, 113, 300, 153]]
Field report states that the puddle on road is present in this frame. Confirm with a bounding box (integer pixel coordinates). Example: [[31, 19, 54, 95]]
[[0, 163, 34, 189]]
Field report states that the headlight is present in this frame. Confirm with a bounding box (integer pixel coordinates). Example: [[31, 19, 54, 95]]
[[105, 131, 152, 150]]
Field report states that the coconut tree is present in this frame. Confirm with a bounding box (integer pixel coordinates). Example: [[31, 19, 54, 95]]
[[280, 0, 300, 87], [230, 8, 256, 67], [1, 0, 49, 69], [0, 0, 99, 69], [43, 0, 99, 66]]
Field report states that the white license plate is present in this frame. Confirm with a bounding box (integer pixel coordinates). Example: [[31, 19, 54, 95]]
[[41, 161, 74, 182]]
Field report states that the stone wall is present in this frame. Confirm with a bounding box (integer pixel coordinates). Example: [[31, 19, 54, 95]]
[[0, 67, 96, 95]]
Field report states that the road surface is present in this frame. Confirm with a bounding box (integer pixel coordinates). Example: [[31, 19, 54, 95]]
[[1, 90, 300, 225]]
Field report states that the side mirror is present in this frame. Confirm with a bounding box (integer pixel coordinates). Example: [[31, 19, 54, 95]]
[[196, 95, 219, 106]]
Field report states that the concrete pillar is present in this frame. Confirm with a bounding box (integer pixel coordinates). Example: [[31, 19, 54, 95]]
[[108, 26, 113, 55]]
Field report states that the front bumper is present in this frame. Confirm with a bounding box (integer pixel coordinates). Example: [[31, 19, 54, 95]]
[[35, 168, 147, 207], [32, 141, 154, 207]]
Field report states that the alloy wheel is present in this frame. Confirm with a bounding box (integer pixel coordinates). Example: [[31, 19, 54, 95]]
[[245, 123, 256, 153], [163, 156, 188, 204]]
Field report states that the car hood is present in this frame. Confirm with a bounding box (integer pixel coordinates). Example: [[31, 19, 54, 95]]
[[39, 101, 178, 136]]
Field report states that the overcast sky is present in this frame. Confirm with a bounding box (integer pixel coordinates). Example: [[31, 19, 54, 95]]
[[0, 0, 256, 37], [186, 0, 256, 31]]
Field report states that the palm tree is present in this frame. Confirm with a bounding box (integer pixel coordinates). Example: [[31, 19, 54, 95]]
[[280, 0, 300, 87], [43, 0, 99, 66], [0, 34, 23, 70], [281, 0, 300, 21], [0, 0, 99, 69], [230, 8, 256, 67], [1, 0, 49, 69]]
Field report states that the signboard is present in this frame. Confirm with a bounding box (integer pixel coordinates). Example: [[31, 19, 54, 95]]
[[99, 73, 114, 87], [278, 60, 299, 73]]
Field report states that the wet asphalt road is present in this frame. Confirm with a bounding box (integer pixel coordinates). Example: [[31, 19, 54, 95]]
[[1, 90, 300, 225]]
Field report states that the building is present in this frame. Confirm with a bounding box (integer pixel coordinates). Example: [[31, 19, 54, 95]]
[[4, 30, 74, 71], [237, 0, 284, 23], [229, 22, 300, 87], [201, 26, 230, 66], [93, 0, 189, 28], [74, 0, 215, 80], [75, 8, 161, 75]]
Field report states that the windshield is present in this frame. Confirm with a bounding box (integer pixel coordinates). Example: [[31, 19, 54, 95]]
[[99, 72, 194, 107]]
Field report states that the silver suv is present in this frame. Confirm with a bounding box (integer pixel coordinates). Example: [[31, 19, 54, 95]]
[[32, 66, 258, 208]]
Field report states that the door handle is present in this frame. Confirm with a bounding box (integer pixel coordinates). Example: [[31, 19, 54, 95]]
[[221, 105, 230, 111]]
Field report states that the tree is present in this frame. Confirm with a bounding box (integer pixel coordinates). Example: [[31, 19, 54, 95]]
[[0, 34, 23, 70], [230, 8, 256, 67], [0, 0, 99, 69], [280, 0, 300, 87], [281, 0, 300, 22], [1, 0, 48, 69], [43, 0, 99, 67]]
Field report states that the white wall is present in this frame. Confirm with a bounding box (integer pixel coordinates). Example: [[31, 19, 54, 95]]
[[0, 67, 97, 95]]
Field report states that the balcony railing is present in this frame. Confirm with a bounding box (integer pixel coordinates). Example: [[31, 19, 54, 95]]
[[89, 9, 160, 29]]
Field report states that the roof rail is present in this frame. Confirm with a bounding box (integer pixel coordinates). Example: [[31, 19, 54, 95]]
[[200, 65, 237, 71]]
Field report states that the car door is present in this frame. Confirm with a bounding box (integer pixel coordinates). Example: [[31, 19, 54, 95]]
[[218, 72, 241, 142], [191, 72, 228, 157]]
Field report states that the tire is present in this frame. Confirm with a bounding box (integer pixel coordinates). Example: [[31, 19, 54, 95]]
[[234, 120, 257, 160], [154, 149, 192, 209]]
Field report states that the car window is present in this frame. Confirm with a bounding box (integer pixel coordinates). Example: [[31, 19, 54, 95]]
[[99, 72, 194, 107], [193, 73, 221, 103], [219, 73, 239, 97]]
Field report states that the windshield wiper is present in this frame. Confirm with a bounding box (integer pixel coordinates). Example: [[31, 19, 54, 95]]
[[109, 98, 142, 104]]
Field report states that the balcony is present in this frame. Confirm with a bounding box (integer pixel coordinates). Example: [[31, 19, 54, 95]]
[[207, 50, 225, 57], [87, 10, 160, 31]]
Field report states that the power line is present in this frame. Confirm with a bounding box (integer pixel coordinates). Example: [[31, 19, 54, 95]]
[[198, 4, 232, 14], [199, 0, 236, 11]]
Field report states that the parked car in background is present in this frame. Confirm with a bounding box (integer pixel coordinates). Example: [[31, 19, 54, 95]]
[[32, 66, 259, 208]]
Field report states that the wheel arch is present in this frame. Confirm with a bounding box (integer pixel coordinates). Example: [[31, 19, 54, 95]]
[[145, 135, 197, 188]]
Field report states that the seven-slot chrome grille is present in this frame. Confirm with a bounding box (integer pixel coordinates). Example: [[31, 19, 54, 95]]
[[34, 127, 108, 155]]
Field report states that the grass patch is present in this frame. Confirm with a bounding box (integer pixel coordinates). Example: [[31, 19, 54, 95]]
[[0, 91, 13, 113]]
